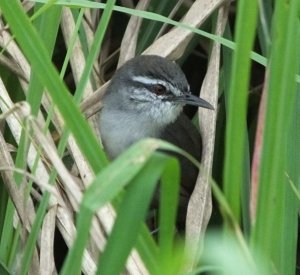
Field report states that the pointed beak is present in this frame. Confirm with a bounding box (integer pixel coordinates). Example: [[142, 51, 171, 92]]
[[167, 93, 214, 110]]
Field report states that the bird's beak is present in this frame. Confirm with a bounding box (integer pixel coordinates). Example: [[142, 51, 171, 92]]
[[168, 93, 214, 110]]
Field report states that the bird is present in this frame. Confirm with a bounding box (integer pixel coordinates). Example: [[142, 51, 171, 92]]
[[98, 55, 213, 230]]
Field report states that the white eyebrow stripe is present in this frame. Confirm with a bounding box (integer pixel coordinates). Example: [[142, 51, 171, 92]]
[[131, 75, 183, 96], [131, 75, 168, 86]]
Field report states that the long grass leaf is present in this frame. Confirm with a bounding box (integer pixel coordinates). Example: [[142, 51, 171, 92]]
[[18, 6, 62, 274], [97, 153, 169, 275], [158, 158, 180, 274], [223, 0, 258, 221], [251, 0, 300, 272]]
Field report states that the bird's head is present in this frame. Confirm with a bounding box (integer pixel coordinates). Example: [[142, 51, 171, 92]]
[[103, 55, 213, 126]]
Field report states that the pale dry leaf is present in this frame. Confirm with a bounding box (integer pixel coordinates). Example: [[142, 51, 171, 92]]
[[120, 0, 135, 9], [0, 133, 36, 232], [40, 205, 58, 275], [126, 249, 149, 275], [0, 19, 31, 79], [0, 132, 40, 275], [22, 0, 35, 12], [0, 54, 27, 81], [0, 81, 52, 197], [185, 3, 229, 268], [143, 0, 226, 59], [61, 7, 94, 93], [82, 14, 102, 88], [29, 116, 83, 208], [155, 0, 184, 39], [0, 100, 64, 204], [117, 0, 151, 68], [80, 82, 108, 116]]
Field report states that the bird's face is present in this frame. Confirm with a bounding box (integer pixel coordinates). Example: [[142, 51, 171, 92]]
[[126, 74, 186, 125], [105, 55, 213, 126]]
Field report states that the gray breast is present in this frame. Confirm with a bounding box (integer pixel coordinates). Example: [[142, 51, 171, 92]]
[[99, 108, 162, 159]]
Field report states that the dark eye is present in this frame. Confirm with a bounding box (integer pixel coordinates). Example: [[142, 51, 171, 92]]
[[153, 84, 166, 95]]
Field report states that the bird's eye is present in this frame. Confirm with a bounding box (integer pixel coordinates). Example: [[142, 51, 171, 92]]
[[153, 84, 167, 96]]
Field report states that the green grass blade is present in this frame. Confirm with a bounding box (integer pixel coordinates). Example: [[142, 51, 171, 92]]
[[97, 153, 169, 275], [283, 85, 300, 274], [0, 260, 10, 275], [62, 138, 193, 274], [14, 3, 62, 185], [223, 0, 258, 222], [137, 0, 177, 52], [83, 139, 164, 211], [59, 207, 94, 275], [158, 158, 180, 274], [20, 194, 50, 275], [73, 0, 116, 102], [257, 0, 272, 56], [28, 4, 62, 115], [0, 200, 15, 268], [135, 225, 160, 274], [251, 0, 300, 273], [222, 25, 251, 233], [12, 6, 62, 275], [0, 181, 9, 243]]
